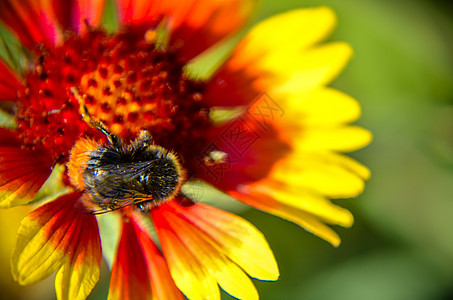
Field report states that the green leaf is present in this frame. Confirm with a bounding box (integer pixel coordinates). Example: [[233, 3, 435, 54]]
[[96, 212, 121, 269], [31, 164, 72, 205], [0, 108, 16, 129], [0, 24, 31, 74], [209, 106, 245, 125], [101, 0, 119, 32]]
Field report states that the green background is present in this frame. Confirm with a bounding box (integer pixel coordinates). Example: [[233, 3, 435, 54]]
[[1, 0, 453, 299]]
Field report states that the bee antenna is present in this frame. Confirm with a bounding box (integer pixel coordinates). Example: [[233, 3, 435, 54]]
[[70, 87, 121, 147]]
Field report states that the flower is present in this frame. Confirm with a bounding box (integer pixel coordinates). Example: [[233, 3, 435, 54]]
[[0, 1, 371, 300]]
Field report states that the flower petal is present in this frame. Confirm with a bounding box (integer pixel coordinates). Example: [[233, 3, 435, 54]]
[[204, 7, 341, 107], [0, 59, 21, 101], [269, 152, 368, 199], [293, 126, 372, 153], [197, 117, 291, 191], [51, 0, 106, 34], [152, 208, 220, 300], [263, 42, 353, 92], [169, 201, 279, 281], [231, 191, 342, 247], [153, 201, 276, 300], [54, 210, 102, 300], [116, 0, 258, 61], [0, 129, 53, 208], [227, 150, 370, 246], [239, 7, 337, 57], [278, 88, 362, 126], [132, 217, 184, 300], [155, 214, 257, 300], [245, 181, 353, 227], [324, 152, 371, 180], [108, 219, 152, 300], [204, 64, 261, 107], [11, 191, 101, 293], [0, 0, 60, 49]]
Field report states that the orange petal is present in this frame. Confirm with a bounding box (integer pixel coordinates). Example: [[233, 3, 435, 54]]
[[0, 0, 60, 49], [0, 129, 53, 208], [51, 0, 106, 34], [108, 219, 152, 300], [116, 0, 258, 61], [168, 201, 279, 281], [0, 59, 21, 101], [12, 192, 102, 300], [153, 201, 277, 299], [132, 217, 184, 300], [160, 205, 259, 300], [55, 206, 102, 300], [152, 206, 220, 300]]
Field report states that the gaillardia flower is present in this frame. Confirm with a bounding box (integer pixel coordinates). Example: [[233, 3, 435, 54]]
[[0, 0, 371, 299]]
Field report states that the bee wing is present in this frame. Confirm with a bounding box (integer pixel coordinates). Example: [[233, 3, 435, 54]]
[[96, 161, 155, 186], [81, 161, 158, 214]]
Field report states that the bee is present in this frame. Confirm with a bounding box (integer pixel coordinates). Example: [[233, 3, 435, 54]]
[[67, 89, 184, 214], [68, 125, 184, 214]]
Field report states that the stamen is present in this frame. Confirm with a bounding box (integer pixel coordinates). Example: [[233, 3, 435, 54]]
[[16, 29, 212, 169]]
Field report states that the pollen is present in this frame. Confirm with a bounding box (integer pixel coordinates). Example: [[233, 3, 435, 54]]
[[15, 30, 212, 167]]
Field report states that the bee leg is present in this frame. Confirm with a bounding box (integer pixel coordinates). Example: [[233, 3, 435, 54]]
[[95, 121, 121, 148]]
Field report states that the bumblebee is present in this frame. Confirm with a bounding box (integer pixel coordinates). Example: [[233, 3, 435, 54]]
[[67, 124, 184, 214]]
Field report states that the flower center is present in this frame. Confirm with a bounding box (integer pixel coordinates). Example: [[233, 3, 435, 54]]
[[16, 29, 211, 169]]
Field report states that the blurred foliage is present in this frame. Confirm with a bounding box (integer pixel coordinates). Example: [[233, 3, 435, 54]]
[[1, 0, 453, 299]]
